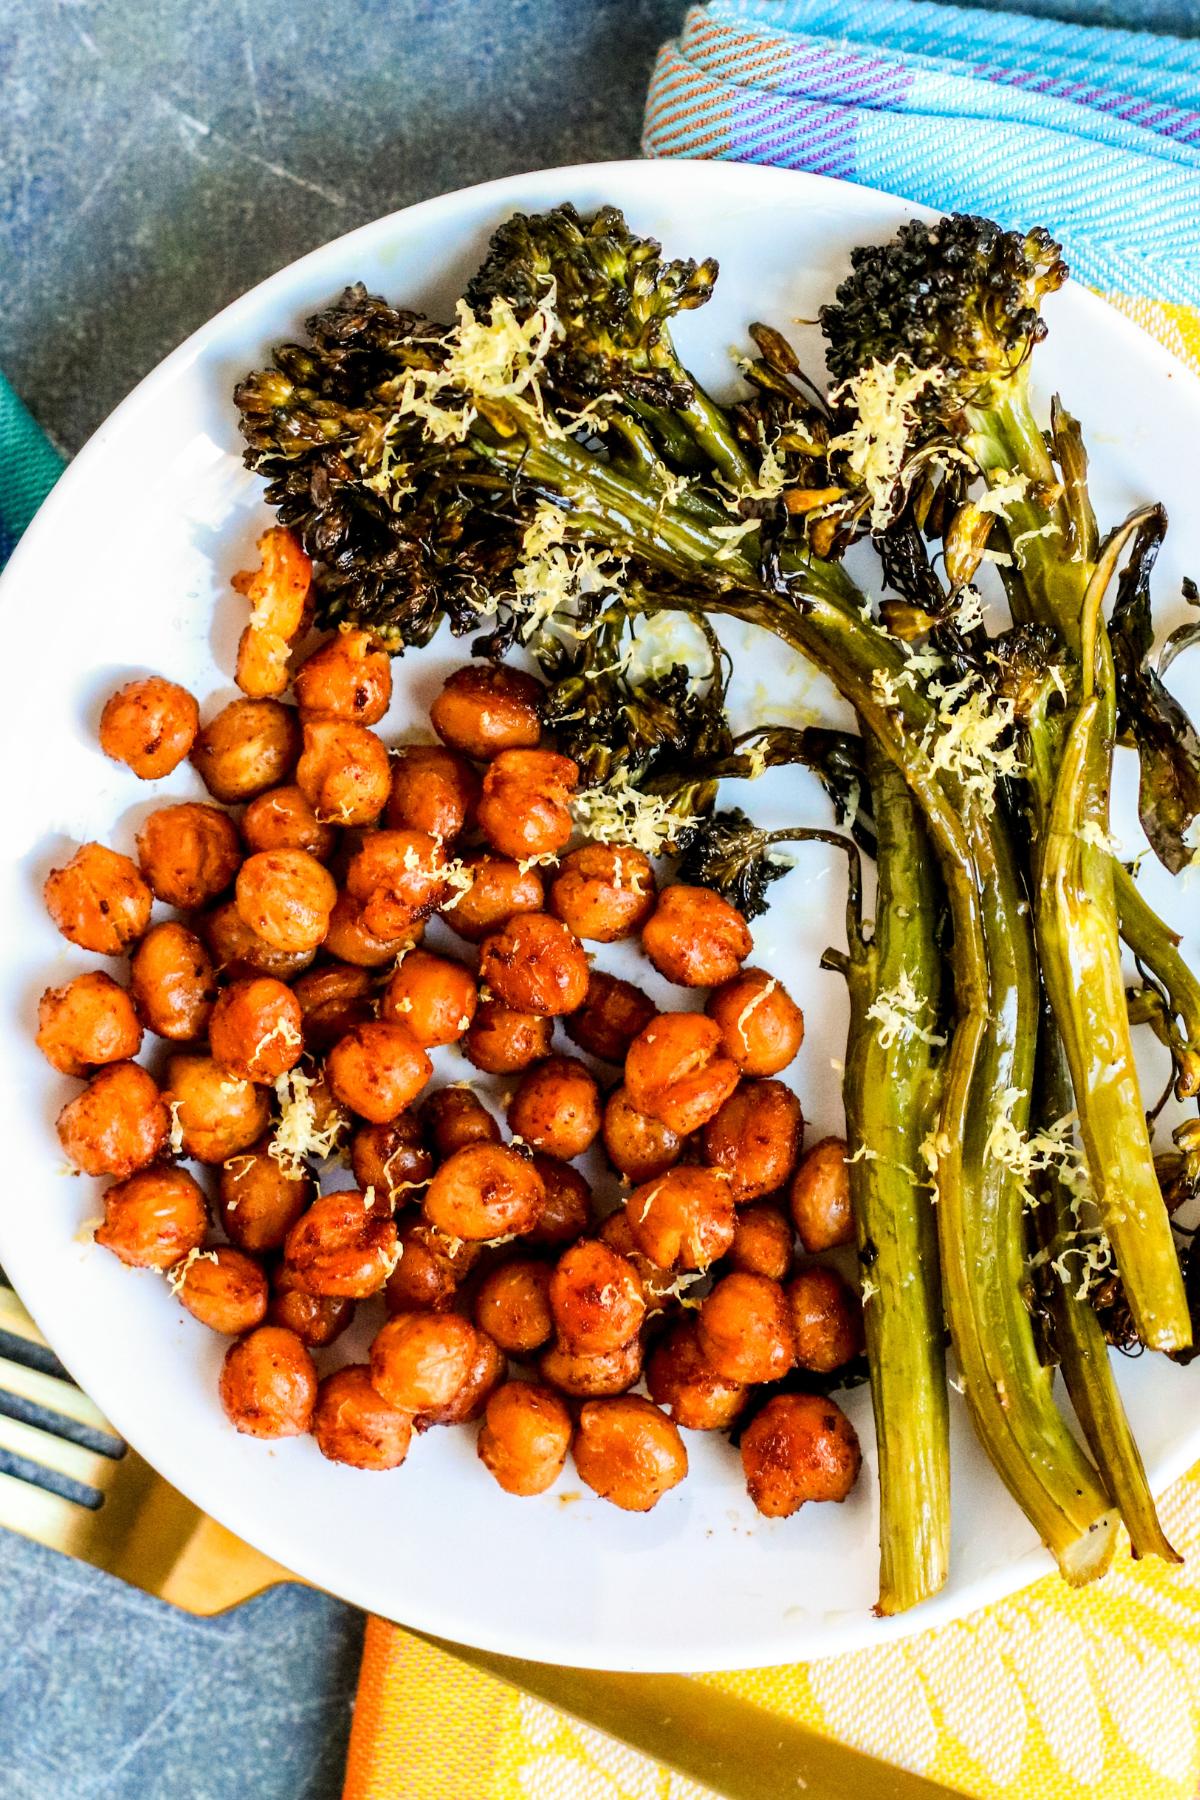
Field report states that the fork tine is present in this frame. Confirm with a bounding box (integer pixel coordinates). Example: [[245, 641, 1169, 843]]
[[0, 1353, 115, 1437], [0, 1468, 105, 1559], [0, 1286, 50, 1350], [0, 1410, 118, 1490]]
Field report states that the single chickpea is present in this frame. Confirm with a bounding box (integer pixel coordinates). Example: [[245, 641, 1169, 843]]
[[707, 967, 804, 1076], [385, 1221, 479, 1314], [549, 845, 656, 943], [787, 1267, 863, 1373], [37, 971, 142, 1076], [573, 1396, 688, 1513], [740, 1392, 862, 1518], [232, 526, 312, 698], [464, 1002, 553, 1076], [95, 1166, 208, 1269], [507, 1056, 601, 1161], [44, 842, 152, 956], [646, 1321, 748, 1431], [99, 677, 200, 779], [326, 1020, 432, 1123], [442, 851, 544, 944], [420, 1087, 501, 1159], [350, 1113, 434, 1207], [596, 1211, 665, 1314], [381, 950, 477, 1047], [626, 1166, 736, 1272], [430, 663, 543, 759], [199, 900, 317, 981], [549, 1240, 646, 1356], [172, 1245, 268, 1335], [321, 894, 415, 969], [218, 1142, 314, 1253], [283, 1189, 399, 1298], [208, 978, 303, 1083], [242, 786, 336, 861], [474, 1259, 554, 1355], [539, 1335, 644, 1397], [697, 1272, 796, 1385], [701, 1079, 804, 1203], [234, 849, 337, 954], [57, 1062, 168, 1178], [293, 628, 392, 724], [345, 830, 449, 938], [191, 698, 300, 803], [476, 748, 578, 861], [789, 1137, 855, 1253], [624, 1013, 739, 1136], [526, 1155, 594, 1247], [292, 962, 375, 1053], [219, 1326, 317, 1439], [642, 885, 753, 988], [601, 1087, 683, 1184], [565, 970, 656, 1065], [386, 744, 479, 843], [415, 1331, 506, 1428], [728, 1202, 795, 1282], [313, 1366, 413, 1471], [295, 715, 391, 825], [423, 1143, 544, 1242], [369, 1311, 481, 1413], [135, 803, 241, 910], [162, 1054, 272, 1163], [479, 913, 589, 1017], [478, 1382, 572, 1496], [129, 923, 217, 1041], [267, 1263, 355, 1347]]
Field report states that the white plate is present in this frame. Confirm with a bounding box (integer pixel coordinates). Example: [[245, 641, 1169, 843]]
[[3, 160, 1200, 1673]]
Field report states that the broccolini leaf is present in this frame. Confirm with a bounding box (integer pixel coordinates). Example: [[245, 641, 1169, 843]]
[[675, 808, 792, 920]]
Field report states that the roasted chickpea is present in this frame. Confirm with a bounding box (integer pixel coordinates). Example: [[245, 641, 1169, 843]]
[[295, 716, 390, 826], [385, 1220, 479, 1314], [626, 1166, 735, 1271], [283, 1189, 398, 1298], [601, 1087, 683, 1184], [728, 1202, 795, 1282], [129, 923, 217, 1041], [94, 1166, 207, 1269], [641, 885, 753, 988], [539, 1335, 643, 1397], [596, 1210, 665, 1314], [292, 962, 375, 1053], [199, 900, 317, 981], [234, 849, 337, 954], [474, 1259, 554, 1355], [430, 663, 543, 759], [443, 851, 545, 944], [707, 967, 804, 1076], [313, 1366, 413, 1471], [321, 894, 415, 968], [507, 1056, 601, 1161], [326, 1020, 432, 1123], [293, 628, 392, 724], [219, 1326, 317, 1439], [191, 698, 300, 803], [421, 1087, 501, 1159], [241, 785, 336, 861], [740, 1392, 861, 1517], [480, 913, 589, 1017], [232, 528, 311, 698], [36, 971, 142, 1076], [526, 1155, 594, 1246], [173, 1245, 268, 1335], [345, 830, 449, 938], [697, 1272, 795, 1385], [163, 1054, 271, 1163], [464, 1002, 553, 1076], [57, 1062, 168, 1178], [646, 1321, 748, 1431], [350, 1113, 433, 1207], [624, 1013, 739, 1136], [702, 1080, 804, 1203], [370, 1311, 481, 1413], [478, 1382, 572, 1496], [386, 743, 479, 843], [549, 845, 656, 942], [790, 1137, 854, 1253], [423, 1144, 544, 1242], [267, 1263, 355, 1347], [565, 970, 656, 1064], [477, 749, 578, 861], [135, 803, 241, 910], [208, 978, 303, 1083], [549, 1240, 645, 1356], [99, 677, 199, 779], [415, 1331, 505, 1428], [787, 1267, 863, 1373], [381, 950, 477, 1046], [573, 1396, 687, 1513], [44, 842, 152, 955], [218, 1142, 314, 1253]]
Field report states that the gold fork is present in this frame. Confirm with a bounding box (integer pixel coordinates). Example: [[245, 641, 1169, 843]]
[[0, 1281, 962, 1800]]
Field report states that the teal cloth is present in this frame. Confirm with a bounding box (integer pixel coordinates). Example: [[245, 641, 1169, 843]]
[[0, 374, 65, 568]]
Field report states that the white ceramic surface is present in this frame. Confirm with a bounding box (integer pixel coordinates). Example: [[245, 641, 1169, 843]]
[[3, 160, 1199, 1673]]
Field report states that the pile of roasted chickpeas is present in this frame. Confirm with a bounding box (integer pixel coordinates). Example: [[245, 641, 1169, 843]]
[[38, 526, 864, 1519]]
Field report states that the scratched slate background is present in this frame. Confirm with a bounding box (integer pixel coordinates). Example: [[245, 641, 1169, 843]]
[[1, 0, 1196, 1794]]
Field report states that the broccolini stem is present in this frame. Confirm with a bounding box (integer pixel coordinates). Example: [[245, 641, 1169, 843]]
[[1114, 863, 1200, 1098]]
